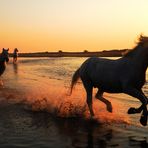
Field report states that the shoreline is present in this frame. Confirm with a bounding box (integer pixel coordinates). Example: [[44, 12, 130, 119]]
[[9, 49, 127, 57]]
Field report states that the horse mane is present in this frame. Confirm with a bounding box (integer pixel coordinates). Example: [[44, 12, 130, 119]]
[[124, 35, 148, 57]]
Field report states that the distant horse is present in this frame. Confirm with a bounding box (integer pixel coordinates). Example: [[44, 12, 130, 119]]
[[0, 48, 9, 76], [13, 48, 18, 63], [70, 35, 148, 126]]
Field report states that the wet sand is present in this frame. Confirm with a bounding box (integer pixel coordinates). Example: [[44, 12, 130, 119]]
[[0, 101, 147, 148]]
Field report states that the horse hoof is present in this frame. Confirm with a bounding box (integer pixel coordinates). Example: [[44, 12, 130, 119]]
[[140, 115, 147, 126], [127, 107, 137, 114], [107, 105, 112, 113]]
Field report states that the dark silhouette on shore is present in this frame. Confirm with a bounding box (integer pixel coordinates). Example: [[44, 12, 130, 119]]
[[13, 48, 18, 63], [13, 63, 18, 74], [70, 35, 148, 126], [0, 48, 9, 76], [9, 49, 127, 58]]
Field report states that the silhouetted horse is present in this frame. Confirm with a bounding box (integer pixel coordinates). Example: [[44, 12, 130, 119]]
[[0, 48, 9, 76], [70, 35, 148, 126]]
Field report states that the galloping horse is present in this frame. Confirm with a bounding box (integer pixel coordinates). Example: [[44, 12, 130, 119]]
[[70, 35, 148, 126], [0, 48, 9, 76]]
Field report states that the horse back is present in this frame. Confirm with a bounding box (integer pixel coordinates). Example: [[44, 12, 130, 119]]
[[79, 57, 146, 93]]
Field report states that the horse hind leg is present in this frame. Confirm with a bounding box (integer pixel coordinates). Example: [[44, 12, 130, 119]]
[[95, 90, 112, 113], [82, 80, 94, 117], [86, 87, 95, 117]]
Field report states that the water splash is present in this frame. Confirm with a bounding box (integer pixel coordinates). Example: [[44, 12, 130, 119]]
[[24, 86, 87, 118], [1, 69, 130, 126], [15, 79, 130, 125]]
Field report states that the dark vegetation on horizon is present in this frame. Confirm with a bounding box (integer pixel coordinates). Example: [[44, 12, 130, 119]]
[[9, 49, 128, 57]]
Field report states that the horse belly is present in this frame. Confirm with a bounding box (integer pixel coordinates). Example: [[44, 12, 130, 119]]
[[94, 79, 122, 93]]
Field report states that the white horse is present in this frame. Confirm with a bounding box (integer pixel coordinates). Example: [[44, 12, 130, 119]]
[[70, 35, 148, 126]]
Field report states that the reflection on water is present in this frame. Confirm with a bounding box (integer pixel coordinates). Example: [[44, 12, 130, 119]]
[[0, 102, 147, 148], [0, 102, 116, 147], [129, 136, 148, 147], [13, 63, 18, 74]]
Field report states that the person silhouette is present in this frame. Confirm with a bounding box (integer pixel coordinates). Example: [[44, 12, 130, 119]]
[[13, 48, 19, 63]]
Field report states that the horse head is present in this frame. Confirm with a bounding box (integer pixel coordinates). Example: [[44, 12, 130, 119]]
[[124, 35, 148, 59], [138, 35, 148, 60], [1, 48, 9, 63]]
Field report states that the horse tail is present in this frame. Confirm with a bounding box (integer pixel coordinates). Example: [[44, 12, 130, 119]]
[[70, 68, 80, 95]]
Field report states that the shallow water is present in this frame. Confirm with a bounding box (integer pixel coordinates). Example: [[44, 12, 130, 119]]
[[0, 57, 148, 147]]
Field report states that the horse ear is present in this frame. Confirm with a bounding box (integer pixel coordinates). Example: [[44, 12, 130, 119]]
[[2, 48, 4, 51], [7, 48, 9, 51]]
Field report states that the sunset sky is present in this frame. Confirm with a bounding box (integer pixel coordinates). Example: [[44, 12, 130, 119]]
[[0, 0, 148, 52]]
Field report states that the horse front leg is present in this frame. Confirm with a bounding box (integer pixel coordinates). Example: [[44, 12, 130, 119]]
[[127, 89, 145, 114], [124, 88, 148, 126], [127, 104, 143, 114]]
